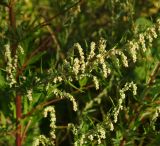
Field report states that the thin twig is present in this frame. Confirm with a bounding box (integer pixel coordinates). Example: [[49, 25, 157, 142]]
[[46, 25, 61, 51], [22, 98, 63, 119], [120, 138, 126, 146], [33, 0, 83, 30], [21, 119, 32, 144], [16, 0, 83, 76], [16, 35, 53, 79], [22, 84, 94, 119], [148, 62, 160, 86], [15, 93, 22, 146]]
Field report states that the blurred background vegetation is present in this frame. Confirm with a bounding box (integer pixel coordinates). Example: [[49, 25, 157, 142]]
[[0, 0, 160, 146]]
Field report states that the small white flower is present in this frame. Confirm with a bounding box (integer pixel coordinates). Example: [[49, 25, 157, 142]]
[[109, 122, 114, 131], [65, 92, 78, 111], [53, 76, 63, 83], [93, 76, 99, 90], [102, 63, 107, 78], [33, 138, 40, 146], [129, 41, 138, 62], [27, 89, 33, 101], [132, 83, 137, 95], [18, 45, 24, 54], [97, 54, 105, 64], [98, 38, 106, 53], [87, 42, 96, 60], [98, 126, 106, 139], [139, 34, 146, 52], [121, 53, 128, 67], [150, 27, 157, 38], [97, 136, 101, 144], [88, 134, 94, 141], [157, 19, 160, 32], [73, 58, 80, 75], [43, 106, 56, 141]]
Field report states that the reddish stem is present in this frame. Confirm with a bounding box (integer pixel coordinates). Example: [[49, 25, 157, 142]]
[[8, 1, 22, 146], [16, 93, 22, 146], [8, 1, 17, 56]]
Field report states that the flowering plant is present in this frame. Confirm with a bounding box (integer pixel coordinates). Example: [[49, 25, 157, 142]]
[[0, 0, 160, 146]]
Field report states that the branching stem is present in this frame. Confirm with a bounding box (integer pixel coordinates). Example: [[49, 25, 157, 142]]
[[8, 1, 22, 146]]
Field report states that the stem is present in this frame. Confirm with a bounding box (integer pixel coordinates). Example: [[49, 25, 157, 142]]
[[119, 138, 125, 146], [16, 93, 22, 146], [8, 0, 17, 56], [34, 0, 83, 29], [22, 98, 63, 119], [148, 62, 160, 86], [8, 1, 22, 146], [21, 119, 32, 144], [16, 35, 52, 78], [22, 84, 94, 119]]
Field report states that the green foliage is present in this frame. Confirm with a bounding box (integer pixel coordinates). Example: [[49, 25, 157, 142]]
[[0, 0, 160, 146]]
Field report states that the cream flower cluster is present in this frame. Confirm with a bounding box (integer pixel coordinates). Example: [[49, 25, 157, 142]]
[[53, 89, 77, 111], [18, 45, 24, 54], [26, 89, 33, 101], [73, 58, 80, 76], [128, 18, 160, 63], [33, 135, 50, 146], [96, 38, 111, 78], [53, 76, 63, 83], [64, 36, 140, 93], [103, 115, 114, 131], [43, 106, 56, 143], [5, 44, 17, 87], [71, 38, 112, 79], [68, 36, 143, 91], [73, 43, 86, 75], [152, 107, 160, 122], [157, 19, 160, 32], [151, 106, 160, 131], [93, 76, 99, 90], [113, 82, 137, 123], [111, 49, 129, 67], [87, 42, 96, 61], [5, 45, 25, 88], [96, 124, 106, 144], [72, 123, 107, 145]]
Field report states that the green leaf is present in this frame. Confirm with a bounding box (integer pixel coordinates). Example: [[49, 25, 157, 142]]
[[23, 96, 28, 114], [47, 84, 60, 96], [67, 81, 84, 92], [0, 71, 6, 88], [134, 66, 146, 81], [18, 45, 26, 66], [148, 133, 160, 146], [0, 111, 6, 127], [79, 76, 88, 88], [10, 103, 16, 119], [135, 17, 153, 31], [28, 51, 46, 65]]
